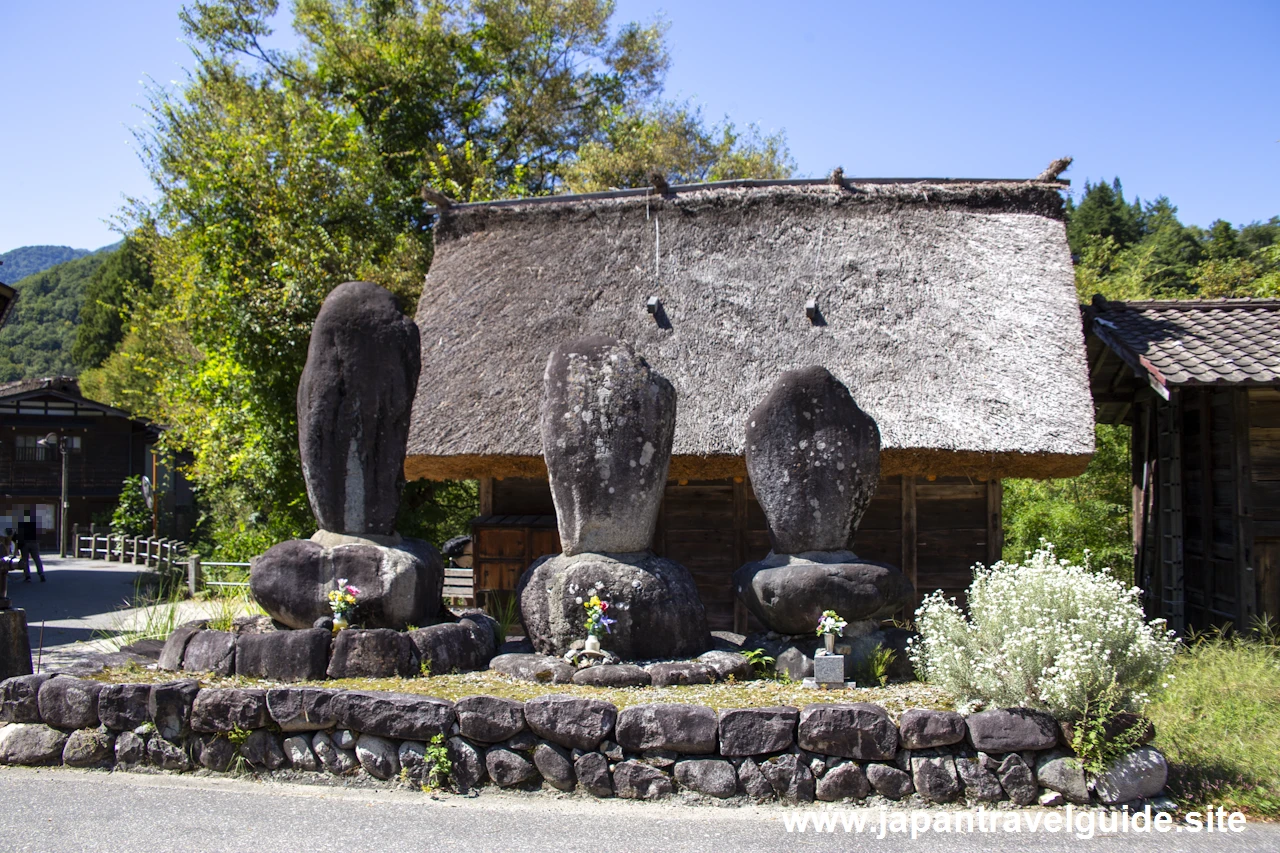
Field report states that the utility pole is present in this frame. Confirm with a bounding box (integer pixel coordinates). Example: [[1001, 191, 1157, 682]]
[[37, 433, 70, 557]]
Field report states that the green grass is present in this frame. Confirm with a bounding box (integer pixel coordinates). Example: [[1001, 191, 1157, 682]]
[[90, 666, 955, 714], [1148, 625, 1280, 818], [93, 579, 264, 652]]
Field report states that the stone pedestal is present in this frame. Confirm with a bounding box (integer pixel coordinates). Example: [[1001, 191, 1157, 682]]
[[813, 652, 846, 687], [0, 609, 34, 681]]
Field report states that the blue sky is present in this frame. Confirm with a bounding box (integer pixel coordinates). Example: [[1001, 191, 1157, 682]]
[[2, 0, 1276, 253]]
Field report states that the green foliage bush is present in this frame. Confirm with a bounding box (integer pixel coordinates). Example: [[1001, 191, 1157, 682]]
[[111, 475, 154, 537], [910, 543, 1178, 721], [1003, 424, 1133, 582]]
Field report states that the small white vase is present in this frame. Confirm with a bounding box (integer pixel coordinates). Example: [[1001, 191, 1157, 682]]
[[584, 635, 601, 653], [823, 633, 836, 654], [333, 613, 349, 632]]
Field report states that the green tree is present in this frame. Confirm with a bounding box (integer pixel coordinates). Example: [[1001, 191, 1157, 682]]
[[71, 237, 155, 370], [1066, 178, 1143, 255], [563, 102, 793, 192], [1003, 424, 1133, 581], [98, 0, 790, 558]]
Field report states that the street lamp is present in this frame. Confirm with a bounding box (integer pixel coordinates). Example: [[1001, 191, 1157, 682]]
[[36, 432, 69, 558]]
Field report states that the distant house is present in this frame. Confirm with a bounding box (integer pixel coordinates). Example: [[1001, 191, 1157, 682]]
[[1085, 297, 1280, 632], [0, 280, 16, 329], [406, 179, 1095, 631], [0, 377, 160, 550]]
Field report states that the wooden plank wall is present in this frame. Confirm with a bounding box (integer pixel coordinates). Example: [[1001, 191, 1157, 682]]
[[489, 474, 998, 633], [1250, 387, 1280, 623], [1179, 389, 1243, 629]]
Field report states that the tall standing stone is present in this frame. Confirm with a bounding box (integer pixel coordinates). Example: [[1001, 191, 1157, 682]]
[[297, 281, 421, 536], [540, 337, 675, 554], [517, 337, 710, 659], [251, 280, 442, 632], [745, 366, 879, 554], [734, 367, 912, 634]]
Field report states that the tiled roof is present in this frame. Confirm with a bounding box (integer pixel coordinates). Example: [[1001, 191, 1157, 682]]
[[1090, 299, 1280, 386], [0, 376, 79, 399]]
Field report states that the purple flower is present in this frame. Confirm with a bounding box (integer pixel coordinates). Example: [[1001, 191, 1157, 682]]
[[600, 615, 616, 634]]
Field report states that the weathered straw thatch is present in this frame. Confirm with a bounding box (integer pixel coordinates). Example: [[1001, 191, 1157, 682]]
[[407, 180, 1094, 481]]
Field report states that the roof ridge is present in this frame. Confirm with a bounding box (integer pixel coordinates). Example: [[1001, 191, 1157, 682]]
[[424, 177, 1068, 214], [1094, 297, 1280, 311]]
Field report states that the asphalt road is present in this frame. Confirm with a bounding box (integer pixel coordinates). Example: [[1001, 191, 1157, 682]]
[[1, 767, 1276, 853], [4, 555, 147, 657]]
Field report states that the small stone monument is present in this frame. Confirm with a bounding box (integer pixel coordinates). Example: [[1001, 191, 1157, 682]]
[[734, 366, 913, 638], [516, 337, 711, 659], [250, 282, 444, 630], [811, 652, 848, 688]]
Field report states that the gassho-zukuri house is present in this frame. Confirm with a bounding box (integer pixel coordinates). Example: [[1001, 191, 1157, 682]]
[[406, 177, 1096, 632]]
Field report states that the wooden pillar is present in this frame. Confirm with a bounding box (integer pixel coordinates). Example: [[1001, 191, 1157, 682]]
[[1158, 394, 1185, 634], [1199, 391, 1214, 605], [986, 479, 1003, 566], [188, 554, 203, 597], [901, 475, 918, 619], [1233, 389, 1257, 626], [732, 478, 749, 634], [478, 477, 494, 517]]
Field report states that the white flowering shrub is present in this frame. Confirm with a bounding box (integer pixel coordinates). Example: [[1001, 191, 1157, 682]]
[[909, 543, 1178, 720]]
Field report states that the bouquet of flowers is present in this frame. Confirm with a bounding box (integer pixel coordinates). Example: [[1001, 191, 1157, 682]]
[[328, 578, 361, 618], [583, 594, 616, 639], [816, 609, 847, 637]]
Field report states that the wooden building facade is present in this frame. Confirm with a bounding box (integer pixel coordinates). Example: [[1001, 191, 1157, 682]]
[[1086, 298, 1280, 633], [473, 475, 1001, 632], [1, 377, 159, 549], [406, 179, 1096, 632]]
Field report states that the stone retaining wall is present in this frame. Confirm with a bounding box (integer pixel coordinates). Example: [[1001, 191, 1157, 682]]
[[160, 613, 500, 682], [0, 674, 1169, 808]]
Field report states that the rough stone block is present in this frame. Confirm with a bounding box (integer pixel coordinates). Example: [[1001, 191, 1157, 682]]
[[674, 759, 737, 798], [816, 761, 871, 802], [718, 706, 798, 757], [455, 695, 526, 743], [575, 751, 613, 797], [797, 703, 897, 760], [98, 683, 152, 731], [0, 723, 68, 766], [485, 746, 539, 787], [62, 730, 115, 768], [523, 694, 617, 751], [190, 688, 269, 733], [0, 673, 54, 723], [332, 691, 454, 741], [181, 630, 236, 676], [37, 676, 102, 730], [898, 709, 966, 749], [235, 629, 331, 682], [965, 708, 1058, 752], [326, 628, 414, 679], [615, 703, 717, 754], [613, 760, 674, 799], [266, 688, 340, 732]]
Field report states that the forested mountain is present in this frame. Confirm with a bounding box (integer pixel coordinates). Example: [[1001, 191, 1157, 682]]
[[0, 248, 117, 381], [0, 245, 91, 283]]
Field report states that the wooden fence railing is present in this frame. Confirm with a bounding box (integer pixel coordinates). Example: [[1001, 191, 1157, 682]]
[[72, 524, 475, 602], [444, 566, 475, 605], [72, 525, 187, 572]]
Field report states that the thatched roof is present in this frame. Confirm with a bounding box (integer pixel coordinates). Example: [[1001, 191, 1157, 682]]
[[407, 179, 1095, 481]]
